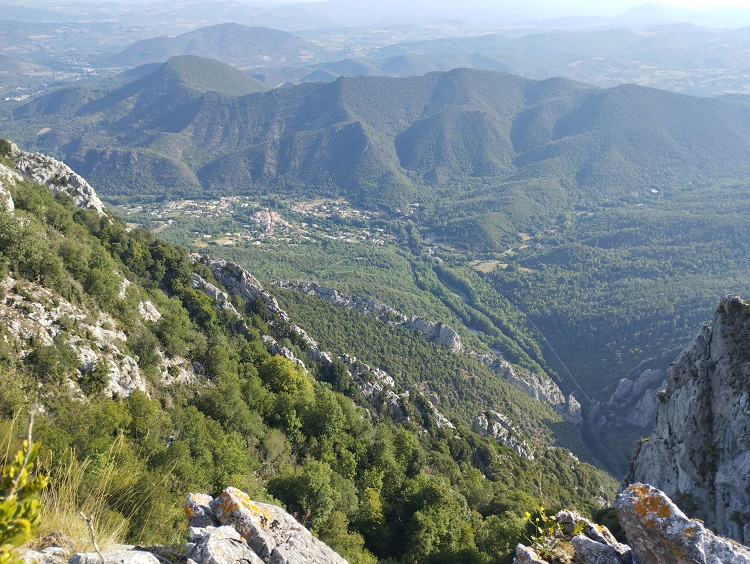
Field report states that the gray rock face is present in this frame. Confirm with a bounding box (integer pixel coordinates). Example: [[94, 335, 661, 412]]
[[474, 355, 581, 424], [625, 295, 750, 543], [186, 487, 347, 564], [194, 256, 290, 324], [187, 525, 263, 564], [10, 142, 106, 215], [0, 277, 147, 398], [0, 160, 18, 212], [277, 281, 462, 352], [473, 411, 534, 459], [68, 550, 160, 563], [615, 483, 750, 564], [593, 369, 665, 428]]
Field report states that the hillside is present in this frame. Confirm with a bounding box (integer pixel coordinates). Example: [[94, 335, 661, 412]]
[[9, 66, 750, 477], [8, 66, 750, 219], [0, 138, 619, 562]]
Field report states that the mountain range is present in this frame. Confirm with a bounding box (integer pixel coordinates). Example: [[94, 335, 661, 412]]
[[9, 58, 750, 231]]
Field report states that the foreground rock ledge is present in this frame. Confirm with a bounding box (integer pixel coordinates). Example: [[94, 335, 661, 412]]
[[614, 483, 750, 564], [186, 487, 347, 564]]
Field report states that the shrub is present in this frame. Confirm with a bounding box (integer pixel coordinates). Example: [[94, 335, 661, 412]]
[[0, 438, 48, 563]]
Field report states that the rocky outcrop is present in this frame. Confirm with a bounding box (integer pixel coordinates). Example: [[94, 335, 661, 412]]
[[9, 142, 106, 215], [276, 281, 462, 352], [513, 485, 750, 564], [513, 508, 632, 564], [474, 354, 582, 424], [194, 256, 289, 324], [625, 295, 750, 543], [615, 483, 750, 563], [0, 159, 19, 212], [0, 276, 147, 397], [473, 411, 534, 459], [589, 368, 664, 430], [186, 488, 347, 564]]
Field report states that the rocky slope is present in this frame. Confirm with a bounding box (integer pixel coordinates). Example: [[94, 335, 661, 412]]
[[1, 141, 106, 215], [624, 295, 750, 544], [278, 280, 582, 425], [190, 256, 458, 434], [276, 280, 463, 352]]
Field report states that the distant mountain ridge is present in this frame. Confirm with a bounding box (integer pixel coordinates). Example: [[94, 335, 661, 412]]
[[103, 23, 325, 70], [10, 61, 750, 239]]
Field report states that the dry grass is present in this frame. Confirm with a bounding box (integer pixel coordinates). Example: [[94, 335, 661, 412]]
[[34, 437, 139, 552]]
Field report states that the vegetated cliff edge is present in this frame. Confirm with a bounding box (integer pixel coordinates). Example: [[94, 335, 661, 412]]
[[624, 294, 750, 544]]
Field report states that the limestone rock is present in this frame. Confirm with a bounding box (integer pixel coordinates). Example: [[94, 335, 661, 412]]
[[186, 487, 347, 564], [187, 525, 262, 564], [473, 411, 534, 459], [0, 156, 21, 212], [401, 317, 462, 352], [625, 295, 750, 543], [0, 166, 16, 213], [10, 142, 106, 215], [193, 256, 289, 324], [68, 549, 160, 563], [615, 483, 750, 563], [0, 277, 146, 397], [473, 354, 581, 423], [18, 546, 69, 564], [513, 509, 631, 564], [186, 493, 220, 528]]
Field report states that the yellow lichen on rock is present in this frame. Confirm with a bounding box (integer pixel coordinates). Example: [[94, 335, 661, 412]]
[[215, 487, 272, 528], [628, 483, 672, 520]]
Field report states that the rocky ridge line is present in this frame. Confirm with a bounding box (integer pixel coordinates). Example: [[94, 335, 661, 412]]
[[625, 294, 750, 544], [275, 280, 462, 352], [189, 256, 458, 434], [277, 280, 582, 425]]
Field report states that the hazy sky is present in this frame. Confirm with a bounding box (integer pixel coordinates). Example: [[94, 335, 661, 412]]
[[263, 0, 750, 6]]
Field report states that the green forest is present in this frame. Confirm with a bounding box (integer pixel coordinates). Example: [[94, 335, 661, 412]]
[[0, 162, 617, 562]]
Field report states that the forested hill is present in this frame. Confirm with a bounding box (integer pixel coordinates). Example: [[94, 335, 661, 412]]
[[8, 62, 750, 233]]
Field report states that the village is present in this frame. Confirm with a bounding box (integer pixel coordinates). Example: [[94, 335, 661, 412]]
[[118, 195, 397, 248]]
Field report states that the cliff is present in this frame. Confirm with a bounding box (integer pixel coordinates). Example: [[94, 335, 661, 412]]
[[625, 295, 750, 544]]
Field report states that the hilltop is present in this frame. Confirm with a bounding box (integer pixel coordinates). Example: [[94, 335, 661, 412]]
[[103, 23, 325, 70]]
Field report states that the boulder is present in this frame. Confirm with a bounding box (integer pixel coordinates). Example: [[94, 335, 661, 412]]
[[615, 483, 750, 564], [186, 487, 347, 564], [68, 550, 160, 563], [186, 525, 262, 564]]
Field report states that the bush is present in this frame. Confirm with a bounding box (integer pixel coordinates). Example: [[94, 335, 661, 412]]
[[0, 438, 48, 563]]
